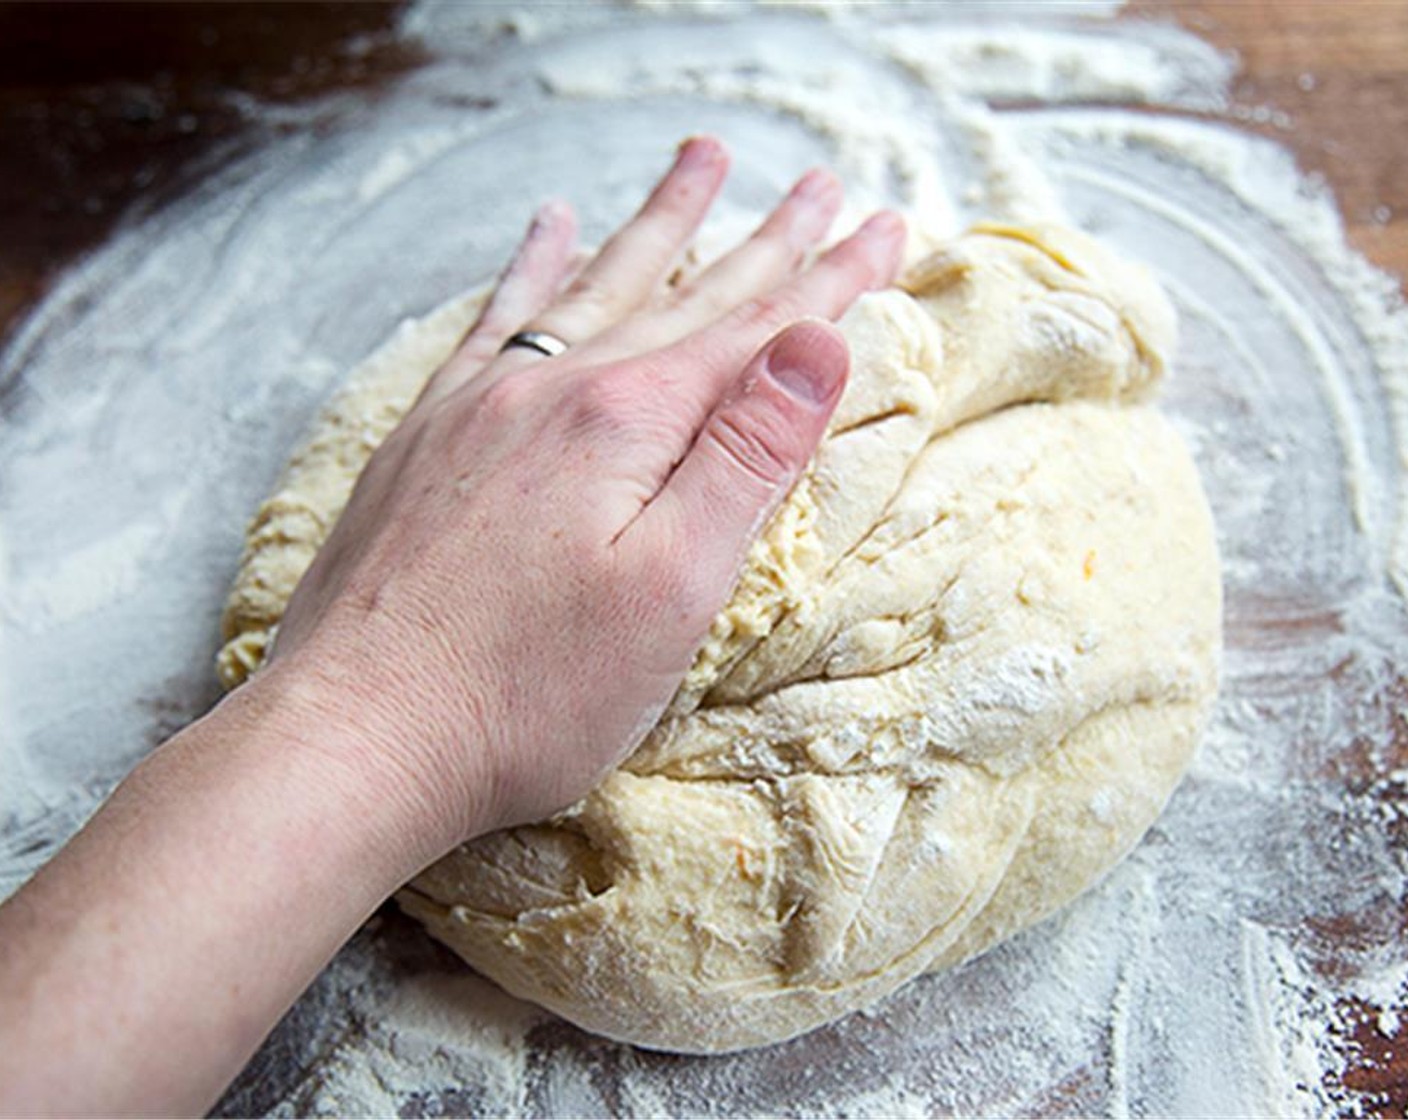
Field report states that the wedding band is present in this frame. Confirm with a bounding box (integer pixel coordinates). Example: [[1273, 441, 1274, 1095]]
[[500, 329, 569, 358]]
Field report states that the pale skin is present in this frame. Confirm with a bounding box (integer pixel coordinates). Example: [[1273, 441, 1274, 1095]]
[[0, 136, 905, 1117]]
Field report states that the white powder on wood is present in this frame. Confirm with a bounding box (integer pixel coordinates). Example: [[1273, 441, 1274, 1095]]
[[1, 2, 1404, 1116]]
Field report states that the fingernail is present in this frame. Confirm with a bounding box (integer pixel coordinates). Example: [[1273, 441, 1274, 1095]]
[[790, 170, 842, 244], [858, 210, 906, 284], [765, 321, 848, 405], [859, 210, 905, 244], [675, 135, 723, 173], [532, 198, 570, 231], [794, 167, 839, 202]]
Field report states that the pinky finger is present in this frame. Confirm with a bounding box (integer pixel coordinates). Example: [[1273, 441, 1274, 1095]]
[[418, 199, 579, 407]]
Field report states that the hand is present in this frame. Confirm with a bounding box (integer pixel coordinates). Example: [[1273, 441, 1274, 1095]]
[[267, 136, 906, 849], [0, 137, 903, 1118]]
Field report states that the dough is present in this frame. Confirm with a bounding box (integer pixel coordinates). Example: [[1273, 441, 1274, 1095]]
[[218, 223, 1221, 1053]]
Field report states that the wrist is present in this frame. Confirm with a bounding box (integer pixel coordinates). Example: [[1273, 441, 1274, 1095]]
[[0, 644, 472, 1116], [216, 653, 491, 881]]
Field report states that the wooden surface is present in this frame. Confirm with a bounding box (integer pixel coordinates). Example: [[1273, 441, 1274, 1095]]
[[0, 1, 1403, 1114], [0, 2, 421, 345], [1127, 7, 1408, 1114], [1131, 0, 1408, 287], [1, 2, 1405, 345]]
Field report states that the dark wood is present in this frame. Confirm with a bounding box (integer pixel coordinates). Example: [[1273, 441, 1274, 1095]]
[[1121, 8, 1408, 1110], [0, 2, 416, 344], [1130, 0, 1408, 287], [0, 1, 1403, 1113], [2, 2, 1403, 331]]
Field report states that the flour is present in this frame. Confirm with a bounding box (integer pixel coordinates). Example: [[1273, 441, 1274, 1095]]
[[1, 1, 1405, 1116]]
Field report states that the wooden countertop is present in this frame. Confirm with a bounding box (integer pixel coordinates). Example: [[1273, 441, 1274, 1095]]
[[0, 2, 1403, 1113], [1130, 6, 1408, 1113], [1133, 0, 1408, 285], [0, 2, 1404, 345]]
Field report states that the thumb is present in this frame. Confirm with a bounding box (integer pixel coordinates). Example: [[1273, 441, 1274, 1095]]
[[650, 318, 849, 587]]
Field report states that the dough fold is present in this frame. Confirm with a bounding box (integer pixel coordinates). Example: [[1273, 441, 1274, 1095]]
[[218, 224, 1221, 1053]]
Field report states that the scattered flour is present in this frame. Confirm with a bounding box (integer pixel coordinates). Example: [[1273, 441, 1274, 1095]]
[[1, 1, 1404, 1117]]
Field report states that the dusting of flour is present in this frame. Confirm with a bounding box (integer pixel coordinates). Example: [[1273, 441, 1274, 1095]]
[[1, 2, 1405, 1117]]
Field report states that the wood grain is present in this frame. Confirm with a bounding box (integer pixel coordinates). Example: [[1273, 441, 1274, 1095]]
[[0, 2, 1404, 1114], [1132, 0, 1408, 287], [1123, 9, 1408, 1111], [0, 2, 420, 346]]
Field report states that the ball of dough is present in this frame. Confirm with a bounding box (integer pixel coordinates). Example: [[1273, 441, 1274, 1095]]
[[218, 223, 1220, 1054]]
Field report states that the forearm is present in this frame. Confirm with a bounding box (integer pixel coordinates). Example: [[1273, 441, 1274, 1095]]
[[0, 664, 451, 1118]]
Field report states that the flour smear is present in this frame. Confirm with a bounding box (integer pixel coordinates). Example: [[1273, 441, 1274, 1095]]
[[0, 2, 1404, 1117]]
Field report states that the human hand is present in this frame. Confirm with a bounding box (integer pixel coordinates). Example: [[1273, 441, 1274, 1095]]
[[266, 136, 905, 853]]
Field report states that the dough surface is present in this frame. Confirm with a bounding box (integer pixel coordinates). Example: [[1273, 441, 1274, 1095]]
[[218, 223, 1221, 1053]]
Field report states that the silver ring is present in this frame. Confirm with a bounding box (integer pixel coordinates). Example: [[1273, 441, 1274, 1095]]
[[500, 329, 569, 358]]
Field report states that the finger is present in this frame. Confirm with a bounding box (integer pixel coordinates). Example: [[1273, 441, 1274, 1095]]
[[627, 320, 848, 607], [417, 199, 579, 407], [656, 167, 843, 338], [562, 246, 594, 289], [684, 210, 903, 381], [616, 210, 903, 437], [495, 136, 729, 372]]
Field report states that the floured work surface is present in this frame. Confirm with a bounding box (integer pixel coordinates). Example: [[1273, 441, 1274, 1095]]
[[0, 3, 1405, 1115]]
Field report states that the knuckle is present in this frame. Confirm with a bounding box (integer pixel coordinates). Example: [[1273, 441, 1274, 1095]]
[[468, 297, 512, 337], [444, 339, 495, 378], [624, 352, 675, 394], [755, 224, 807, 268], [564, 367, 639, 436], [674, 244, 799, 326], [735, 289, 804, 332], [475, 372, 535, 421], [631, 213, 682, 253], [707, 408, 794, 488], [674, 281, 736, 324], [564, 274, 618, 319]]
